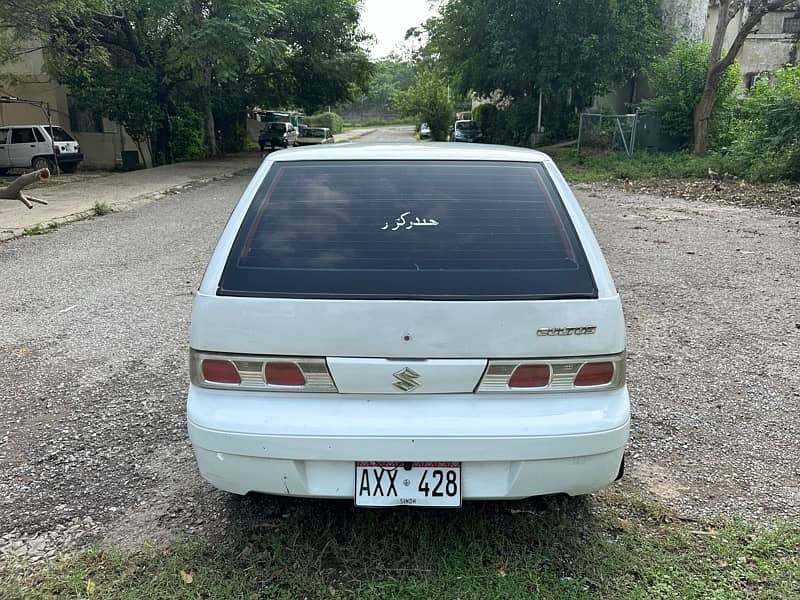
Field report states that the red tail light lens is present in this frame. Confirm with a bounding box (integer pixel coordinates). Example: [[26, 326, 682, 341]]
[[202, 359, 241, 384], [265, 362, 306, 386], [508, 364, 551, 388], [575, 362, 615, 386]]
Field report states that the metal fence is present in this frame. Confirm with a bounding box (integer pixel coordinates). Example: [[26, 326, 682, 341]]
[[576, 111, 640, 156]]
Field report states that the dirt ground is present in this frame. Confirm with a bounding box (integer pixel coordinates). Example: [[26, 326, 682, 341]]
[[1, 173, 798, 571]]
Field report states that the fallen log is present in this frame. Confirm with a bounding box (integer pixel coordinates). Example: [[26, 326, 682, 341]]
[[0, 169, 50, 209]]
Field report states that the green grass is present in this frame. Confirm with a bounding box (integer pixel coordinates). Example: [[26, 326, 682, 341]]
[[542, 147, 724, 183], [93, 201, 113, 216], [23, 222, 61, 236], [5, 495, 799, 599]]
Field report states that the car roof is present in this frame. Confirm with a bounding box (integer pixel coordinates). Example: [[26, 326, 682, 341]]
[[0, 124, 52, 128], [269, 143, 550, 163]]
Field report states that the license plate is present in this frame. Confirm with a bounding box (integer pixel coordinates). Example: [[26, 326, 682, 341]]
[[355, 462, 461, 507]]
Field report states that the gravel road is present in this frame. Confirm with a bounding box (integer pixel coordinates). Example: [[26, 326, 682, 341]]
[[1, 151, 798, 567]]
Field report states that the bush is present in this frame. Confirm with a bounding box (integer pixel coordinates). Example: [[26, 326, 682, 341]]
[[393, 70, 454, 141], [171, 107, 208, 162], [642, 42, 740, 149], [728, 65, 800, 181], [473, 103, 500, 143], [305, 112, 344, 134]]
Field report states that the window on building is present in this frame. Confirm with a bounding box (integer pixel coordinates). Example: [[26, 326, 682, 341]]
[[746, 72, 765, 89], [784, 17, 800, 34]]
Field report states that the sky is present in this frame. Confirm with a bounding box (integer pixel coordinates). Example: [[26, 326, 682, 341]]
[[360, 0, 438, 59]]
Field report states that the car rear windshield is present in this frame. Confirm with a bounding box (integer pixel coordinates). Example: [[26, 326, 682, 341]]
[[46, 126, 75, 142], [218, 161, 597, 300], [267, 123, 286, 132]]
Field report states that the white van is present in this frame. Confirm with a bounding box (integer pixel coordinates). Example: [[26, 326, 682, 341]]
[[0, 125, 83, 174], [187, 143, 629, 507]]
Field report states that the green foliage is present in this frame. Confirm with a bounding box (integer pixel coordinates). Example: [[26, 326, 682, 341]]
[[642, 42, 740, 149], [0, 0, 371, 164], [306, 111, 345, 134], [171, 107, 208, 162], [393, 70, 454, 141], [92, 201, 112, 216], [337, 57, 415, 120], [728, 65, 800, 181], [428, 0, 667, 119], [472, 102, 500, 143], [269, 0, 374, 114], [543, 147, 727, 182]]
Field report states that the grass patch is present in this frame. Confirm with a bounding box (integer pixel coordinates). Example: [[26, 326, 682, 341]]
[[23, 222, 61, 236], [5, 495, 798, 599], [93, 201, 113, 216], [542, 147, 725, 184]]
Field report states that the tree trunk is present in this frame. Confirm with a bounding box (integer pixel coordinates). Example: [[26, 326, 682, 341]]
[[0, 169, 50, 208], [692, 75, 719, 154], [206, 99, 218, 157]]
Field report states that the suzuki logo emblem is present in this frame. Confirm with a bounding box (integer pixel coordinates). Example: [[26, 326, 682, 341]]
[[392, 367, 420, 392]]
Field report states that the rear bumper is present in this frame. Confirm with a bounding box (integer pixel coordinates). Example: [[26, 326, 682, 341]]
[[57, 152, 83, 163], [187, 385, 630, 499]]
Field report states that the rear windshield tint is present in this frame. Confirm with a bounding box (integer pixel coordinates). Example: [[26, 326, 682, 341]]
[[219, 161, 597, 300]]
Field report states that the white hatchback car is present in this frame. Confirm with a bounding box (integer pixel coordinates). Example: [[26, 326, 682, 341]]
[[188, 143, 629, 507]]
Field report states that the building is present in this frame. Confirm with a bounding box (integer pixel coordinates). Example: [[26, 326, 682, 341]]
[[661, 0, 800, 87], [0, 40, 150, 170], [704, 2, 800, 87]]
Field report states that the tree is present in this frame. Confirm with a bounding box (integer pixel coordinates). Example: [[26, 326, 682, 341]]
[[268, 0, 373, 113], [693, 0, 797, 154], [642, 42, 740, 148], [427, 0, 666, 117], [0, 0, 371, 163], [393, 70, 453, 140], [339, 57, 414, 117]]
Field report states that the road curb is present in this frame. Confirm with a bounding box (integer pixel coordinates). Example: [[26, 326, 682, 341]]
[[0, 168, 255, 243]]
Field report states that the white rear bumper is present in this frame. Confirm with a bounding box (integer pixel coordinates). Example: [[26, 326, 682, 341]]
[[187, 385, 630, 499]]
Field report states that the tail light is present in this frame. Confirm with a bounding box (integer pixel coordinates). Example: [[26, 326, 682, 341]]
[[265, 362, 305, 386], [508, 364, 550, 388], [575, 361, 615, 386], [201, 359, 241, 384], [477, 354, 625, 392], [190, 350, 336, 392]]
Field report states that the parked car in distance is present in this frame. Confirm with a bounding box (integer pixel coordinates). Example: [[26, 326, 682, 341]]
[[296, 127, 334, 146], [258, 122, 298, 151], [188, 143, 628, 507], [419, 123, 431, 138], [0, 124, 83, 174], [451, 119, 482, 143]]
